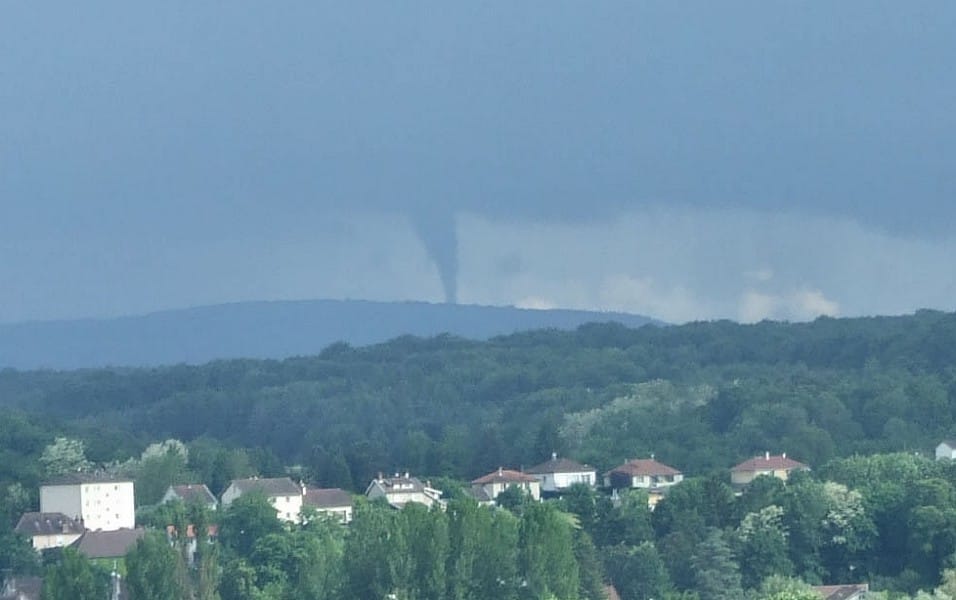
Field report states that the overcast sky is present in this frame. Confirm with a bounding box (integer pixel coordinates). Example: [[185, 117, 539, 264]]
[[2, 2, 954, 324]]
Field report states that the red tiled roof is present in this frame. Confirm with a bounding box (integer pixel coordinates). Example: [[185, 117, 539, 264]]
[[471, 468, 538, 485], [605, 458, 681, 477], [732, 454, 807, 472]]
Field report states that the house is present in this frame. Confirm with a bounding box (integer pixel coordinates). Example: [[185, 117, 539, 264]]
[[604, 458, 683, 490], [936, 440, 956, 460], [365, 473, 444, 509], [812, 583, 869, 600], [303, 487, 354, 523], [471, 467, 541, 502], [71, 528, 146, 560], [731, 452, 808, 486], [526, 453, 597, 494], [220, 477, 304, 523], [161, 484, 218, 510], [14, 512, 84, 551], [39, 474, 135, 532]]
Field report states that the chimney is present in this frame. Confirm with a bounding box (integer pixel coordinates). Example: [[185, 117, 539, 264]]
[[765, 451, 770, 460], [498, 466, 503, 476], [782, 452, 787, 459], [650, 453, 655, 460], [404, 471, 409, 479], [377, 471, 383, 480], [552, 452, 557, 460]]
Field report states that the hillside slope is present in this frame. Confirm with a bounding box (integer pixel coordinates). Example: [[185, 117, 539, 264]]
[[0, 299, 657, 369]]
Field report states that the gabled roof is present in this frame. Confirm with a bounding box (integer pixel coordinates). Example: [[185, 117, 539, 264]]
[[605, 458, 681, 478], [732, 454, 807, 473], [367, 476, 426, 494], [15, 512, 84, 537], [940, 440, 956, 448], [227, 477, 302, 497], [812, 583, 868, 600], [71, 528, 146, 559], [167, 484, 217, 505], [526, 455, 595, 475], [303, 488, 352, 509], [471, 468, 538, 485]]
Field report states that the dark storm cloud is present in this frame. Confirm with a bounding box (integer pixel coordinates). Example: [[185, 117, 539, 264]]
[[2, 2, 955, 309]]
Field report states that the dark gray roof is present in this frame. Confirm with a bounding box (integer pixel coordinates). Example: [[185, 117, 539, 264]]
[[369, 476, 426, 494], [14, 512, 84, 537], [228, 477, 302, 497], [71, 528, 146, 559], [303, 488, 353, 509], [41, 473, 133, 486], [465, 487, 493, 503], [526, 456, 595, 475], [166, 484, 217, 505]]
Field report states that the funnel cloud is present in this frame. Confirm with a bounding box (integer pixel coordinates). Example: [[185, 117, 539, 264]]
[[412, 211, 459, 304], [1, 3, 955, 322]]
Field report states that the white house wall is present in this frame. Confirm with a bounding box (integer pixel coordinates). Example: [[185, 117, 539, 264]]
[[81, 482, 135, 531]]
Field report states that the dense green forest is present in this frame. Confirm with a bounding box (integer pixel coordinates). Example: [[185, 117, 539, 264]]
[[5, 309, 956, 598]]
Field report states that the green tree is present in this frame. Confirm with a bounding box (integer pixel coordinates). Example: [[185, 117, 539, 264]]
[[125, 530, 188, 600], [753, 575, 821, 600], [572, 530, 607, 600], [0, 532, 40, 576], [344, 500, 406, 599], [735, 505, 793, 587], [518, 502, 579, 600], [692, 529, 743, 600], [446, 498, 519, 600], [39, 437, 92, 477], [218, 492, 285, 558], [41, 547, 110, 600], [604, 542, 670, 600], [402, 503, 449, 600]]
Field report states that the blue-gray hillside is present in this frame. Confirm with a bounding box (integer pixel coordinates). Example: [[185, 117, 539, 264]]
[[0, 300, 657, 370]]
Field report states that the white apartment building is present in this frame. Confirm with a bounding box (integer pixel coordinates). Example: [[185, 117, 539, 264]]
[[39, 475, 135, 532]]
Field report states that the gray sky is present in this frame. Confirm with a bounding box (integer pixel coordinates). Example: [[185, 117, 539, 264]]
[[2, 2, 955, 323]]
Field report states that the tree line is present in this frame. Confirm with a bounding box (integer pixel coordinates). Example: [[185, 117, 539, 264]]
[[4, 310, 956, 596]]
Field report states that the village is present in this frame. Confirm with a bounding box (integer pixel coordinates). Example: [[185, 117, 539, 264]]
[[6, 448, 886, 600]]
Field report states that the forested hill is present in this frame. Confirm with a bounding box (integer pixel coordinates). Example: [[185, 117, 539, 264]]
[[2, 309, 956, 497], [0, 299, 657, 369]]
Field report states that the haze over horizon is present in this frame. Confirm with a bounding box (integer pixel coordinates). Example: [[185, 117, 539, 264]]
[[3, 3, 955, 325]]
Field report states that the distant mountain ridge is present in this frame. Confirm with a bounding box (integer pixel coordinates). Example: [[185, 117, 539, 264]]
[[0, 300, 659, 370]]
